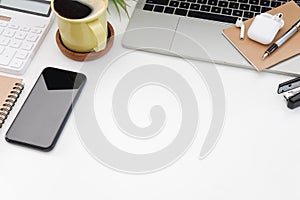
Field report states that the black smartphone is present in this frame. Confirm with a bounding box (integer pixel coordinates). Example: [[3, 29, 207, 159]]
[[5, 67, 86, 151]]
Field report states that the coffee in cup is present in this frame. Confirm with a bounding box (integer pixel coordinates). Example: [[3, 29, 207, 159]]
[[54, 0, 93, 19]]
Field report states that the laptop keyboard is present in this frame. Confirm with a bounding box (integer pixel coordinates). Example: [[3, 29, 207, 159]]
[[143, 0, 300, 23]]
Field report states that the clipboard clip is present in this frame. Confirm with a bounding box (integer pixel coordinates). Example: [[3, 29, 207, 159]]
[[278, 77, 300, 109]]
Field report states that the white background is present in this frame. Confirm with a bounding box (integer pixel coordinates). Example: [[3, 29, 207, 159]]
[[0, 1, 300, 199]]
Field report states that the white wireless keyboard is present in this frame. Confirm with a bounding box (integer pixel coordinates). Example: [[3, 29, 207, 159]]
[[0, 0, 53, 74]]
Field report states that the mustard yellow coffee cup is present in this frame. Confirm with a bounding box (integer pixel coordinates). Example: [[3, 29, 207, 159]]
[[51, 0, 108, 53]]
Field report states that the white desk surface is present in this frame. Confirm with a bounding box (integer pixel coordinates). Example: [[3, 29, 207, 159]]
[[1, 2, 300, 200]]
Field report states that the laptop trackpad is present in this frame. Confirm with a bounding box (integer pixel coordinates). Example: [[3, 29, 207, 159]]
[[122, 10, 179, 51], [171, 17, 247, 65]]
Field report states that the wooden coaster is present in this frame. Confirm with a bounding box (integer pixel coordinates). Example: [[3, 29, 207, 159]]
[[56, 22, 114, 61]]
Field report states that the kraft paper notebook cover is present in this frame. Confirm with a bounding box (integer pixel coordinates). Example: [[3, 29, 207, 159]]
[[223, 1, 300, 71], [0, 75, 24, 128]]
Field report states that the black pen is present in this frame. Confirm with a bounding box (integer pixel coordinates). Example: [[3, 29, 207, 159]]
[[263, 19, 300, 60]]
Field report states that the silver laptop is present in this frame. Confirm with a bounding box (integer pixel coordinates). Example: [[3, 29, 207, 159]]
[[122, 0, 300, 76]]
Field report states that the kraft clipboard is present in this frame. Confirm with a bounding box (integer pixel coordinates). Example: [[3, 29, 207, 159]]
[[223, 1, 300, 71]]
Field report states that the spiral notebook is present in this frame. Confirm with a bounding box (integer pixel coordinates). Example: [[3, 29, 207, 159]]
[[0, 75, 24, 128], [223, 1, 300, 71]]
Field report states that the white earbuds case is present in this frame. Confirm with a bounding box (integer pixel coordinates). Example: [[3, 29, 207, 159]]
[[247, 13, 284, 45]]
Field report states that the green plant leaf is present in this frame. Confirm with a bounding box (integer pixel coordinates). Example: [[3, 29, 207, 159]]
[[110, 0, 129, 18]]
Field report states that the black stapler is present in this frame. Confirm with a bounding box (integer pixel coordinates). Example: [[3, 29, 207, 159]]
[[278, 77, 300, 109]]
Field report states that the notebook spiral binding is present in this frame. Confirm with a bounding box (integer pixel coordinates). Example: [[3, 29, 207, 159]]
[[0, 82, 24, 128]]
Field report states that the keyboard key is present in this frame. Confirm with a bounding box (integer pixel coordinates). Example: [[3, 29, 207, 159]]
[[239, 3, 250, 10], [232, 9, 243, 16], [187, 0, 196, 2], [190, 3, 201, 9], [15, 32, 27, 40], [211, 6, 221, 13], [218, 1, 229, 7], [243, 11, 254, 18], [188, 10, 237, 23], [0, 49, 15, 66], [0, 27, 4, 35], [201, 5, 211, 11], [207, 0, 218, 5], [27, 34, 39, 42], [0, 37, 10, 46], [143, 4, 154, 11], [3, 30, 16, 38], [260, 0, 270, 6], [164, 7, 175, 13], [154, 5, 164, 12], [175, 8, 188, 15], [197, 0, 207, 3], [146, 0, 169, 5], [180, 2, 190, 8], [16, 51, 28, 60], [10, 59, 23, 69], [8, 24, 19, 30], [21, 42, 33, 51], [31, 28, 42, 34], [250, 5, 260, 12], [238, 0, 248, 3], [271, 1, 281, 7], [169, 1, 180, 7], [261, 6, 271, 12], [249, 0, 259, 4], [222, 8, 232, 15], [229, 2, 239, 8], [20, 26, 31, 32], [10, 40, 22, 48]]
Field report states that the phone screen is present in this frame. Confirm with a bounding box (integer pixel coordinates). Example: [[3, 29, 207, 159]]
[[5, 67, 86, 151]]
